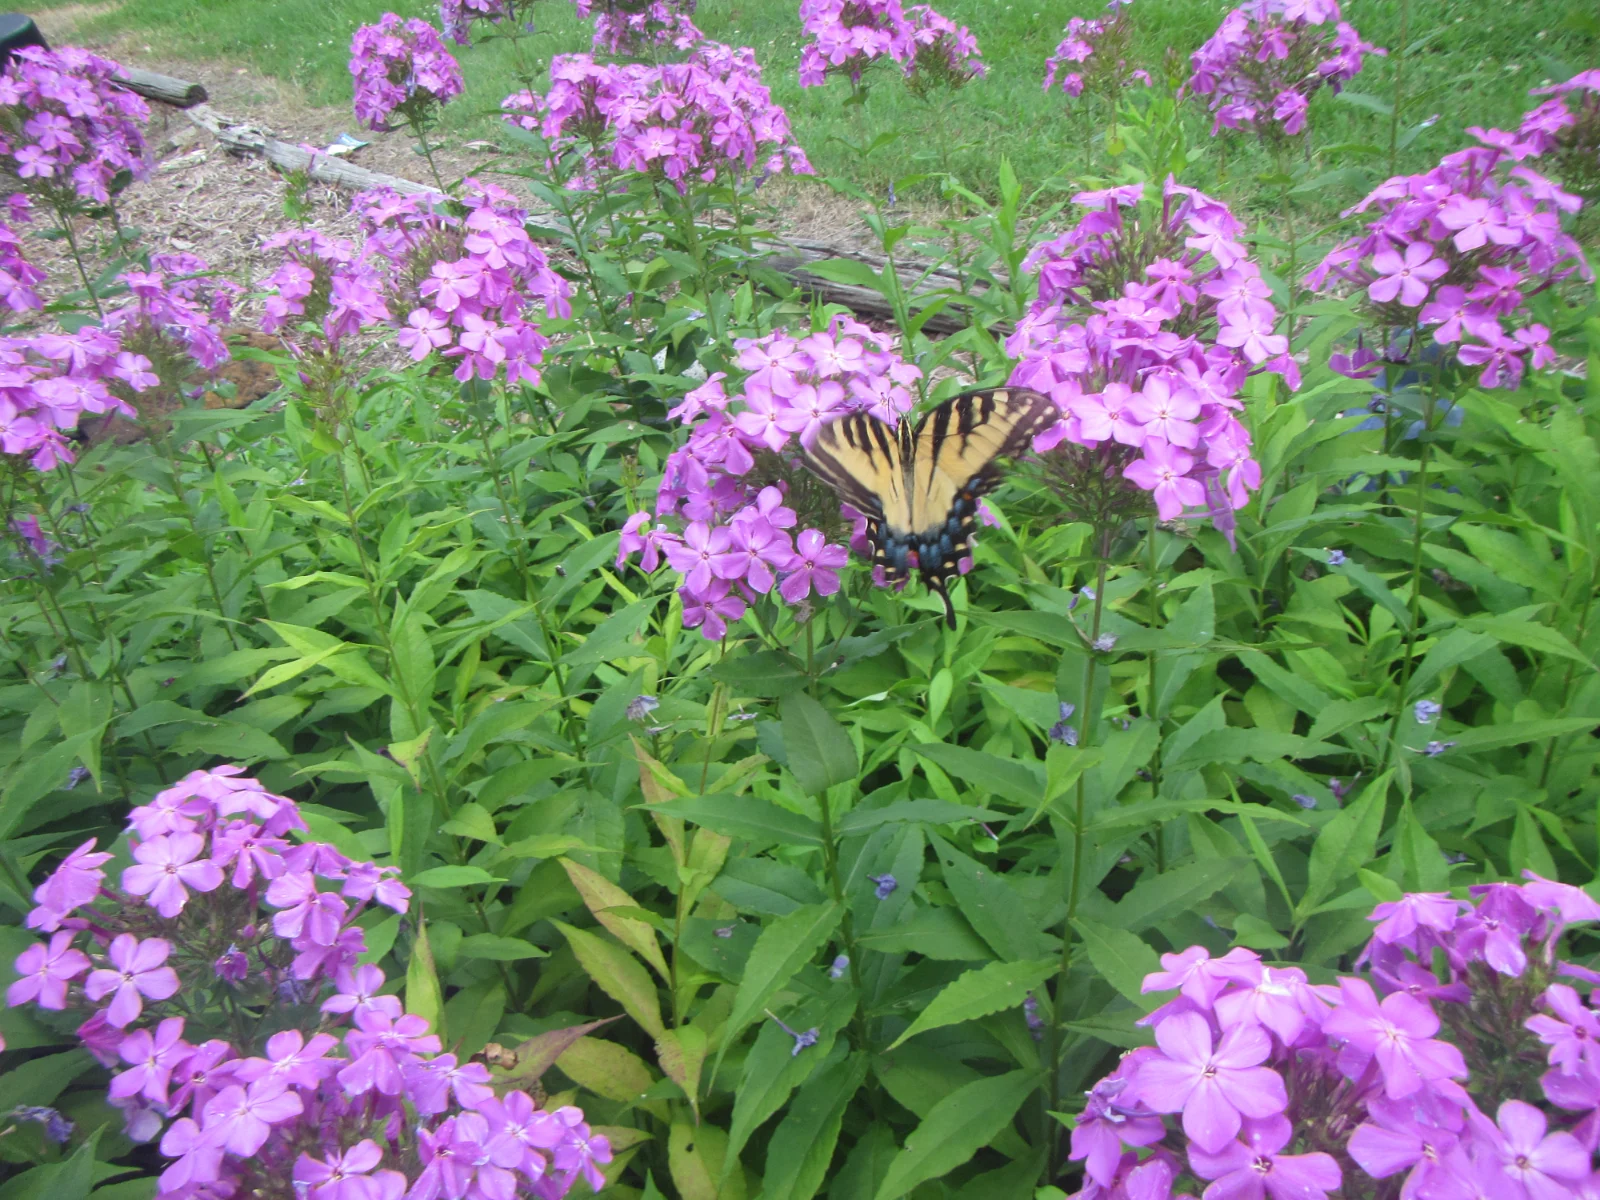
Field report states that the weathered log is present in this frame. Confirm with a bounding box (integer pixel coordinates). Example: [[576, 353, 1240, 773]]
[[182, 102, 993, 333], [115, 68, 207, 108]]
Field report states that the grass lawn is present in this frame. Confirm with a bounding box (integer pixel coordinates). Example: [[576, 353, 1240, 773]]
[[36, 0, 1600, 214]]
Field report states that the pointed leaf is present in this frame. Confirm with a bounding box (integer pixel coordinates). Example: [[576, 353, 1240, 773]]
[[724, 902, 843, 1053], [873, 1069, 1039, 1200], [561, 858, 670, 979], [888, 959, 1056, 1049], [555, 921, 665, 1038], [763, 1054, 870, 1200], [781, 692, 859, 796]]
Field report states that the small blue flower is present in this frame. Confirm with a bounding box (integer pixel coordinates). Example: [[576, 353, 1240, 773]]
[[1422, 740, 1456, 757], [868, 873, 897, 900], [1023, 994, 1045, 1042], [1326, 549, 1347, 567], [1291, 793, 1317, 810], [627, 694, 660, 722], [1092, 633, 1117, 652], [1049, 703, 1078, 746], [790, 1027, 819, 1056], [714, 924, 736, 939], [11, 1106, 73, 1145], [829, 954, 849, 980], [1414, 699, 1442, 725], [64, 766, 90, 791]]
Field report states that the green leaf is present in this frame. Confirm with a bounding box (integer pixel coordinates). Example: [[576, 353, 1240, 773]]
[[912, 744, 1043, 808], [838, 800, 1005, 837], [932, 836, 1054, 961], [712, 857, 827, 916], [856, 903, 996, 960], [1297, 772, 1390, 922], [1089, 798, 1307, 832], [1446, 718, 1599, 754], [644, 793, 823, 847], [556, 921, 665, 1038], [888, 958, 1056, 1049], [762, 1055, 870, 1200], [439, 801, 501, 844], [561, 857, 669, 979], [1460, 614, 1595, 671], [1105, 858, 1249, 933], [1166, 728, 1338, 771], [723, 902, 843, 1053], [781, 692, 859, 796], [1070, 917, 1160, 1009], [457, 933, 548, 961], [0, 1050, 91, 1108], [802, 257, 884, 291], [409, 865, 505, 888], [406, 921, 445, 1041], [873, 1069, 1039, 1200], [558, 598, 654, 667]]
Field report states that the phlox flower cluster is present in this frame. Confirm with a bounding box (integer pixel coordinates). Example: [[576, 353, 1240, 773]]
[[104, 252, 241, 386], [350, 14, 465, 134], [1310, 143, 1590, 391], [1494, 71, 1600, 206], [259, 228, 390, 350], [1187, 0, 1380, 140], [0, 214, 45, 314], [6, 765, 612, 1200], [1068, 874, 1600, 1200], [438, 0, 541, 47], [797, 0, 982, 93], [1004, 180, 1286, 537], [503, 42, 810, 192], [0, 46, 149, 211], [617, 313, 920, 638], [574, 0, 703, 58], [0, 323, 150, 470], [1043, 0, 1150, 104], [358, 182, 572, 386]]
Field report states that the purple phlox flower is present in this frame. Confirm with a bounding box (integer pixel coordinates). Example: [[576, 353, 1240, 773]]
[[26, 837, 113, 931], [1368, 948, 1471, 1007], [1188, 1113, 1342, 1200], [201, 1078, 305, 1156], [779, 528, 847, 603], [405, 1051, 495, 1115], [1131, 1011, 1288, 1152], [1143, 945, 1263, 1008], [1458, 883, 1541, 976], [121, 831, 224, 918], [1528, 984, 1600, 1076], [340, 860, 410, 912], [1071, 1064, 1167, 1186], [209, 820, 289, 889], [84, 934, 180, 1027], [166, 1038, 237, 1114], [1469, 1099, 1590, 1199], [159, 1117, 226, 1193], [293, 1139, 403, 1200], [8, 930, 90, 1009], [1347, 1094, 1464, 1196], [1320, 977, 1466, 1100], [322, 962, 404, 1023], [1214, 965, 1314, 1045], [1369, 892, 1462, 951], [868, 873, 897, 900], [1369, 242, 1449, 307], [1522, 873, 1600, 928], [111, 1016, 190, 1106], [338, 1007, 441, 1096], [233, 1029, 339, 1091], [266, 870, 349, 946]]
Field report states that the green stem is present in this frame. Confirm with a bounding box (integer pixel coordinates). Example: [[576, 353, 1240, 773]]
[[1382, 381, 1437, 768], [1146, 517, 1164, 871], [158, 435, 242, 651], [1387, 0, 1411, 177], [1046, 530, 1112, 1180], [57, 213, 103, 319]]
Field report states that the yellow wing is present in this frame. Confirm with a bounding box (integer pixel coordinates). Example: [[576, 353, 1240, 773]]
[[803, 387, 1056, 626]]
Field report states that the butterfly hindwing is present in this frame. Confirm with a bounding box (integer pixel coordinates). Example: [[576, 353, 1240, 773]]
[[803, 387, 1056, 626]]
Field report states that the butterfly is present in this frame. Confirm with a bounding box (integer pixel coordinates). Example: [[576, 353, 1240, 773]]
[[802, 386, 1057, 627]]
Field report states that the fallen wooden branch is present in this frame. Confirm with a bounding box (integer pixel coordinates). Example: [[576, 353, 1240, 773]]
[[179, 96, 990, 334], [116, 68, 207, 108]]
